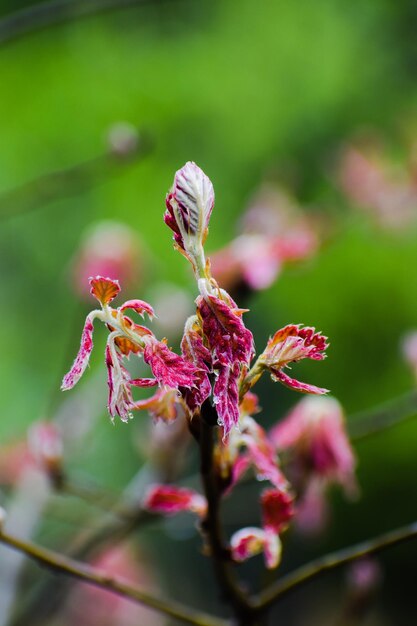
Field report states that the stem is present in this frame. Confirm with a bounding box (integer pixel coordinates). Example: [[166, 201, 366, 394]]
[[252, 520, 417, 610], [348, 389, 417, 442], [199, 405, 260, 626], [0, 0, 173, 46], [0, 527, 228, 626], [58, 476, 150, 521], [0, 127, 151, 219]]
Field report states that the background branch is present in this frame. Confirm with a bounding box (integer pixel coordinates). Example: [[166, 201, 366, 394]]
[[251, 520, 417, 611], [0, 0, 175, 47], [348, 389, 417, 442], [0, 527, 229, 626], [0, 126, 151, 219]]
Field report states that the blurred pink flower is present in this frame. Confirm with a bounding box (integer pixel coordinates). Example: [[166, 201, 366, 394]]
[[66, 544, 162, 626], [293, 477, 330, 536], [143, 484, 207, 516], [28, 421, 63, 479], [211, 184, 318, 292], [270, 396, 356, 494], [230, 526, 282, 569], [0, 422, 63, 486], [71, 221, 143, 300], [339, 141, 417, 230], [346, 557, 382, 593], [0, 440, 31, 486], [401, 330, 417, 382], [261, 488, 295, 534]]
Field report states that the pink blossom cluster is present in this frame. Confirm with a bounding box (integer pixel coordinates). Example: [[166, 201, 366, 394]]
[[0, 422, 63, 486], [339, 139, 417, 230], [210, 184, 318, 292], [144, 392, 355, 567], [62, 162, 355, 569]]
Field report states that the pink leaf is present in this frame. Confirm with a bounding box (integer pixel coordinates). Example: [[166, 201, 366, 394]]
[[271, 370, 329, 395], [144, 485, 206, 516], [144, 340, 196, 389], [213, 364, 240, 439], [89, 276, 121, 305], [61, 316, 94, 390], [119, 299, 155, 319], [181, 328, 212, 413]]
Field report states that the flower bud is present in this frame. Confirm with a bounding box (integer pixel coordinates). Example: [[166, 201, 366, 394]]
[[165, 162, 214, 274]]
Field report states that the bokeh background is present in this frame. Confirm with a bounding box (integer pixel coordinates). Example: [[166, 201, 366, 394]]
[[0, 1, 416, 624]]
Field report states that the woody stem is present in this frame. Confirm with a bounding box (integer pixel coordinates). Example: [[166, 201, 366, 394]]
[[251, 520, 417, 611], [199, 403, 263, 626], [0, 526, 228, 626]]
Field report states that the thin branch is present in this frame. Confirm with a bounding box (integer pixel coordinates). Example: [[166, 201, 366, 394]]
[[10, 463, 166, 626], [14, 389, 417, 625], [0, 0, 174, 46], [348, 389, 417, 442], [57, 476, 152, 520], [0, 527, 228, 626], [199, 405, 259, 626], [0, 128, 152, 219], [251, 520, 417, 610]]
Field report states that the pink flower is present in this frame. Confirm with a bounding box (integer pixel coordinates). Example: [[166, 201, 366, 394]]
[[214, 414, 288, 494], [258, 324, 329, 394], [339, 142, 417, 230], [261, 488, 295, 534], [143, 485, 207, 516], [239, 416, 288, 490], [228, 470, 293, 569], [230, 527, 282, 569], [210, 184, 318, 292], [294, 478, 329, 536], [270, 396, 356, 493], [62, 276, 196, 423]]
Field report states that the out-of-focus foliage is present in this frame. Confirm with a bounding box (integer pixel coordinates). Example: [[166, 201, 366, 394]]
[[0, 0, 417, 624]]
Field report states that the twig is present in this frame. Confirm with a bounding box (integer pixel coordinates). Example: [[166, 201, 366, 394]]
[[199, 406, 260, 626], [57, 476, 150, 520], [14, 389, 417, 625], [0, 128, 151, 219], [348, 389, 417, 442], [0, 0, 174, 46], [0, 527, 228, 626], [251, 520, 417, 610]]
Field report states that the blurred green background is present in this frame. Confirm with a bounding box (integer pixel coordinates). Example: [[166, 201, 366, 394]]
[[0, 0, 416, 624]]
